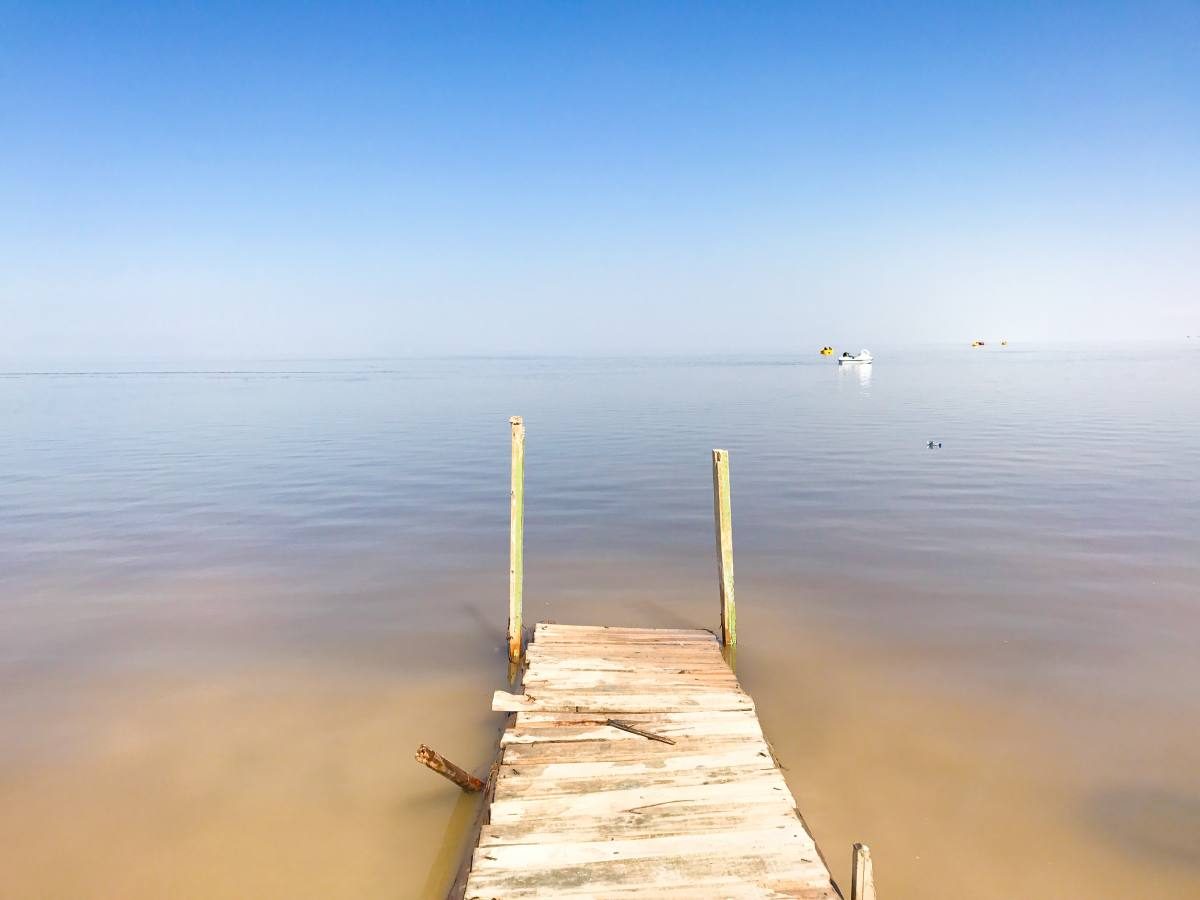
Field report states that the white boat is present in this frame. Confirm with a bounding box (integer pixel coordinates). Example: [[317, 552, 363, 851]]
[[837, 349, 873, 365]]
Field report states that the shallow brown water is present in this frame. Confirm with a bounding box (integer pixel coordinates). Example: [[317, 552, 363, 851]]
[[2, 347, 1198, 897]]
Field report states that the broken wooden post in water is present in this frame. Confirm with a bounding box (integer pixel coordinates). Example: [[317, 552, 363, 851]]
[[852, 842, 877, 900], [414, 744, 485, 793], [712, 448, 737, 646], [508, 415, 525, 662]]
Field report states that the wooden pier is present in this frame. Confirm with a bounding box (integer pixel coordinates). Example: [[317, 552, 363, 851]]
[[468, 623, 841, 898], [423, 420, 875, 899]]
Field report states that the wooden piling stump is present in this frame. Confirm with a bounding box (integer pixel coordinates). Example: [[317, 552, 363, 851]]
[[508, 416, 525, 661], [852, 842, 877, 900], [712, 449, 737, 646]]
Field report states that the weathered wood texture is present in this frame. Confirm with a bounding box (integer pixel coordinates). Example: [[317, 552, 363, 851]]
[[414, 744, 485, 793], [508, 416, 525, 661], [712, 449, 737, 646], [851, 842, 876, 900], [463, 622, 837, 898]]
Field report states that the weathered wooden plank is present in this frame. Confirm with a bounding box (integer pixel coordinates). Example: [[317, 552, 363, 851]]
[[529, 644, 722, 656], [472, 825, 819, 870], [496, 763, 782, 799], [525, 667, 736, 682], [524, 665, 739, 681], [487, 773, 795, 824], [534, 624, 714, 637], [523, 659, 735, 674], [485, 884, 833, 900], [530, 636, 718, 647], [500, 710, 766, 745], [500, 724, 763, 746], [529, 646, 721, 658], [465, 850, 835, 898], [522, 676, 741, 692], [522, 682, 744, 695], [523, 660, 728, 673], [501, 733, 769, 764], [532, 628, 717, 639], [525, 650, 728, 665], [468, 879, 835, 900], [524, 657, 730, 670], [523, 656, 730, 670], [494, 689, 754, 714], [520, 681, 743, 697], [513, 696, 753, 714], [480, 802, 802, 845], [527, 646, 725, 659], [498, 745, 773, 780], [512, 709, 760, 725]]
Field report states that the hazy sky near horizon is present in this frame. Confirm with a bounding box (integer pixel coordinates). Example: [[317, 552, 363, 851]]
[[2, 1, 1198, 359]]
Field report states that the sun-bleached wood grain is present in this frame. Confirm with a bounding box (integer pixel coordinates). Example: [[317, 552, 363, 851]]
[[507, 416, 525, 661]]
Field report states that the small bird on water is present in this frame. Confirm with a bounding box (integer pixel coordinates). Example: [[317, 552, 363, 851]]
[[927, 441, 942, 449]]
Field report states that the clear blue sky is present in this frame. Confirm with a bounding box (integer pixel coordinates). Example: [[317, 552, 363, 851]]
[[2, 1, 1197, 358]]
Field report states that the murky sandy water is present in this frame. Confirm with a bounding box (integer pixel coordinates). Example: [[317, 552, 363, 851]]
[[2, 347, 1198, 898]]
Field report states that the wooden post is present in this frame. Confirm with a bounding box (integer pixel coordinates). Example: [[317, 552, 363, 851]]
[[508, 416, 525, 662], [414, 744, 485, 792], [711, 449, 736, 646], [851, 843, 877, 900]]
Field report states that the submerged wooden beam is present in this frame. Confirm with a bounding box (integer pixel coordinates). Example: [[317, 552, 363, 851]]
[[508, 416, 525, 662], [851, 842, 877, 900], [415, 744, 485, 793], [712, 448, 737, 646]]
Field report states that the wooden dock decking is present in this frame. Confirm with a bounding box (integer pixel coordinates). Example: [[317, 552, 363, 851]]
[[463, 623, 840, 899]]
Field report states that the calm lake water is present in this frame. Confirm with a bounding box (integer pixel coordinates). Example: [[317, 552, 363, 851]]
[[2, 345, 1198, 898]]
